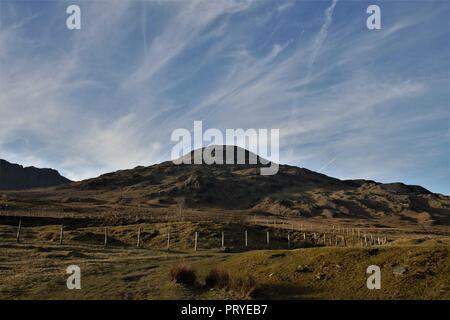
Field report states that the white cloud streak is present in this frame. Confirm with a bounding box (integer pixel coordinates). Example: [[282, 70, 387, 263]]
[[307, 0, 338, 77]]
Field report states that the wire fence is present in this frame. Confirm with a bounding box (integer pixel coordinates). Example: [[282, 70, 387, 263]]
[[0, 217, 394, 252]]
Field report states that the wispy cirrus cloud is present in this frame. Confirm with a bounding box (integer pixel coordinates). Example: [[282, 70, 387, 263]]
[[0, 0, 448, 194], [307, 0, 338, 76]]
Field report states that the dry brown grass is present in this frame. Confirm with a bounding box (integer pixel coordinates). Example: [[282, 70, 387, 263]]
[[169, 262, 197, 286], [205, 267, 231, 289], [228, 275, 257, 299]]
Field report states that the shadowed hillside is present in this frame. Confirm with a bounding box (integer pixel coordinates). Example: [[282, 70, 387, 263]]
[[0, 159, 71, 190]]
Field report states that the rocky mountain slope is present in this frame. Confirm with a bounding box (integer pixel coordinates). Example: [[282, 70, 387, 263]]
[[63, 146, 449, 225], [0, 159, 71, 190]]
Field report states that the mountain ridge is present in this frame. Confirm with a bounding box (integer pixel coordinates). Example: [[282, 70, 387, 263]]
[[0, 159, 71, 190], [58, 146, 448, 225]]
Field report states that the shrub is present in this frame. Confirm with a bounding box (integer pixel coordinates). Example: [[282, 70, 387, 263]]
[[205, 268, 231, 289], [170, 262, 197, 286], [229, 275, 257, 299]]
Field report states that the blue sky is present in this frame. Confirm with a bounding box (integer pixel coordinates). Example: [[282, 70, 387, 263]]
[[0, 0, 448, 194]]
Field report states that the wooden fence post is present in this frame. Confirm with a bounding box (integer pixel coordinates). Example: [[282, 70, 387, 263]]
[[137, 227, 141, 248], [59, 224, 64, 245], [194, 232, 198, 252], [104, 227, 108, 248], [266, 231, 270, 246], [221, 231, 225, 250], [16, 219, 22, 243], [245, 230, 248, 248]]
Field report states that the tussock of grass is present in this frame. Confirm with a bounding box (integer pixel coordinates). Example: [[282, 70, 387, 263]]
[[203, 267, 258, 299], [170, 264, 258, 299], [170, 262, 197, 286], [205, 268, 231, 289], [228, 275, 257, 299]]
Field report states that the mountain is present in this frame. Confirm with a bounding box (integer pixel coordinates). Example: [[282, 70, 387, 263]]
[[0, 159, 71, 190], [65, 146, 449, 225]]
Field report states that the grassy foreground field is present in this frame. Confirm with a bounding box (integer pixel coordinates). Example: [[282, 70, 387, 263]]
[[0, 239, 448, 300]]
